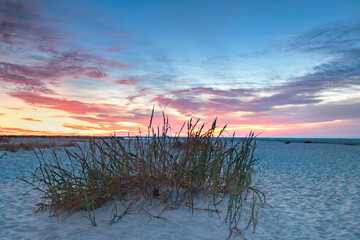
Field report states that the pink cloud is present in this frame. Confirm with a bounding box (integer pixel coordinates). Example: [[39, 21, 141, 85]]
[[0, 126, 77, 135], [0, 59, 105, 82], [36, 46, 59, 55], [10, 92, 123, 115], [114, 78, 139, 86], [153, 95, 202, 115], [0, 64, 55, 94], [70, 114, 149, 125], [70, 52, 130, 69], [0, 50, 130, 94]]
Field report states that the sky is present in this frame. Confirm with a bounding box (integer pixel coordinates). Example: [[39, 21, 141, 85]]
[[0, 0, 360, 137]]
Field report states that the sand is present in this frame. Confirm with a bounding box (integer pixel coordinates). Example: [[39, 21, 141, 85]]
[[1, 138, 360, 239]]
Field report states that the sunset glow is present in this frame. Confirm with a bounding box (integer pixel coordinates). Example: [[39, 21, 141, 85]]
[[1, 0, 360, 137]]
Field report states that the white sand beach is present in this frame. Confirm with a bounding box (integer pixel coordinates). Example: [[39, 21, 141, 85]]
[[1, 138, 360, 239]]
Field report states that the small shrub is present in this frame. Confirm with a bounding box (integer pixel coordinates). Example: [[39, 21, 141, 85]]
[[23, 112, 265, 238]]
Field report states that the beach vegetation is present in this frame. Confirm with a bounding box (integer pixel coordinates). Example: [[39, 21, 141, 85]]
[[22, 111, 265, 238], [0, 136, 11, 143], [0, 142, 76, 152]]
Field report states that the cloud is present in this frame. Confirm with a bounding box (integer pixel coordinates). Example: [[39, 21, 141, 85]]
[[2, 53, 108, 81], [0, 63, 55, 93], [21, 117, 42, 122], [230, 20, 360, 113], [71, 115, 123, 125], [0, 126, 76, 135], [0, 0, 60, 47], [114, 78, 139, 86], [168, 20, 360, 116], [10, 91, 123, 115], [289, 19, 360, 54], [228, 100, 360, 126], [250, 92, 319, 110], [7, 88, 150, 132], [151, 92, 253, 116], [1, 50, 131, 95], [0, 0, 27, 14], [9, 90, 151, 132], [65, 114, 151, 133], [170, 87, 252, 98], [2, 2, 359, 137], [127, 88, 148, 103], [4, 107, 23, 110], [271, 19, 360, 105], [62, 123, 103, 131], [153, 95, 203, 115], [0, 0, 130, 95], [159, 87, 258, 115], [70, 112, 149, 125], [71, 52, 130, 70], [256, 119, 360, 138]]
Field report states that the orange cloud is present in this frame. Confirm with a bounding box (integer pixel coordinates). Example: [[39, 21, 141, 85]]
[[21, 118, 42, 122], [62, 123, 103, 131], [0, 127, 77, 135]]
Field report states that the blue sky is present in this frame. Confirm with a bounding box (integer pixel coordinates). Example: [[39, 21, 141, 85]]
[[1, 0, 360, 137]]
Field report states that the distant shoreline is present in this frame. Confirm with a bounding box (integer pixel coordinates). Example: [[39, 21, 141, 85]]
[[1, 135, 360, 145], [255, 137, 360, 145]]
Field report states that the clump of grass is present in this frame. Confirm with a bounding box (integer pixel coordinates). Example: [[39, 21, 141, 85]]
[[0, 136, 11, 143], [23, 111, 265, 237], [0, 142, 54, 152], [0, 140, 77, 152]]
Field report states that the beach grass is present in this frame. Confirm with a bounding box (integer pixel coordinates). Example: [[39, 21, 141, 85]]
[[0, 136, 11, 143], [0, 142, 76, 152], [22, 111, 265, 237]]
